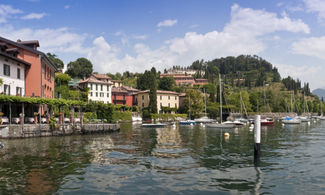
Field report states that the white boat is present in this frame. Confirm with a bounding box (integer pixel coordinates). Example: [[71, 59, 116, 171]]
[[223, 120, 245, 126], [194, 116, 216, 123], [282, 117, 301, 124], [179, 120, 196, 125], [297, 116, 310, 122], [206, 122, 236, 128]]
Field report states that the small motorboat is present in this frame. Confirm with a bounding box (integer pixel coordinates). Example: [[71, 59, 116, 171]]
[[194, 116, 216, 123], [179, 120, 196, 125], [297, 116, 310, 122], [142, 123, 167, 128], [282, 117, 301, 124]]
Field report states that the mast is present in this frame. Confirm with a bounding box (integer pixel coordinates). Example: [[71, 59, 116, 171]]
[[189, 95, 191, 119], [219, 74, 222, 123], [291, 91, 293, 113], [303, 92, 306, 114], [204, 88, 207, 117]]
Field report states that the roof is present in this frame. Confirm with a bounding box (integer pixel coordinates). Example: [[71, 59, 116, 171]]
[[92, 74, 111, 80], [121, 86, 139, 92], [0, 51, 31, 67], [0, 36, 57, 71], [78, 75, 112, 84], [136, 90, 180, 95], [112, 87, 128, 94], [195, 79, 208, 81], [179, 93, 186, 97]]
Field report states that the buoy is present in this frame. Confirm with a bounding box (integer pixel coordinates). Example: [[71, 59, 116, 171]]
[[0, 142, 4, 148], [190, 123, 194, 126], [224, 132, 230, 138]]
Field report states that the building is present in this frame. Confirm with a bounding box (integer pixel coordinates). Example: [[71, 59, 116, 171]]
[[194, 79, 209, 86], [135, 90, 180, 113], [0, 37, 57, 98], [0, 43, 31, 96], [78, 75, 113, 104], [160, 73, 195, 86], [166, 68, 205, 76], [111, 86, 139, 107], [112, 80, 122, 88]]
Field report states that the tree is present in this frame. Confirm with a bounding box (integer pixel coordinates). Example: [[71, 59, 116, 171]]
[[158, 76, 175, 91], [179, 89, 204, 119], [47, 53, 64, 70], [202, 83, 216, 102], [66, 58, 93, 78], [55, 73, 71, 99], [149, 67, 158, 114], [0, 78, 2, 85], [137, 70, 152, 90]]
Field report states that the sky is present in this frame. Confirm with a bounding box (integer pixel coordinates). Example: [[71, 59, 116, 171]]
[[0, 0, 325, 89]]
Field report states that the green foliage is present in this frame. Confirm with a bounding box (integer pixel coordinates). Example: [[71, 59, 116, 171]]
[[66, 58, 93, 79], [158, 76, 176, 91], [49, 117, 57, 130], [137, 70, 152, 90], [179, 89, 204, 119], [113, 111, 132, 122], [0, 95, 86, 106], [142, 107, 151, 119], [47, 53, 64, 70], [161, 106, 177, 113], [202, 83, 216, 102], [206, 102, 219, 119], [0, 78, 3, 85]]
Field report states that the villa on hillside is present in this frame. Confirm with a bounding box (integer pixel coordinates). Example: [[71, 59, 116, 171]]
[[160, 73, 209, 86]]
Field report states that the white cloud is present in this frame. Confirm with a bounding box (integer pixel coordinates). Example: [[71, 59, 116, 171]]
[[157, 19, 178, 27], [0, 4, 22, 23], [275, 63, 321, 78], [21, 12, 46, 20], [0, 25, 89, 54], [64, 5, 70, 9], [291, 36, 325, 59], [133, 34, 148, 40], [303, 0, 325, 22], [87, 4, 310, 74]]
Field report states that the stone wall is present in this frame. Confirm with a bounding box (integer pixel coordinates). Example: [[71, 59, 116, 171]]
[[0, 123, 120, 139]]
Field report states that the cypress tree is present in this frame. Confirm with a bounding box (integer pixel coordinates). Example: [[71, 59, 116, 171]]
[[149, 67, 158, 114]]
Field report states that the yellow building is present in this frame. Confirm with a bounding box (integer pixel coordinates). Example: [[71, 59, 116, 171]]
[[135, 90, 180, 113]]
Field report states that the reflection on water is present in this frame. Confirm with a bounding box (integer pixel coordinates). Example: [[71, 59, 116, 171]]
[[1, 121, 325, 194]]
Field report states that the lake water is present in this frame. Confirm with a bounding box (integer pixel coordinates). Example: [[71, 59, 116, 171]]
[[0, 121, 325, 194]]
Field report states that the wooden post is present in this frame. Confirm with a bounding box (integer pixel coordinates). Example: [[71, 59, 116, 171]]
[[254, 115, 261, 158], [21, 102, 24, 136]]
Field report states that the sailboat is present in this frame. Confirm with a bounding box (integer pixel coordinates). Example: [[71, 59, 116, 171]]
[[206, 74, 236, 128], [297, 92, 310, 122], [179, 95, 196, 125], [318, 99, 325, 120], [195, 88, 216, 123], [282, 91, 301, 124]]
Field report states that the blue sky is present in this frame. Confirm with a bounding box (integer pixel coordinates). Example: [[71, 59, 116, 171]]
[[1, 0, 325, 89]]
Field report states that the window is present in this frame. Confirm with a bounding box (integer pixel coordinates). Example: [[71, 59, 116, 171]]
[[4, 84, 10, 95], [90, 92, 93, 97], [160, 96, 162, 100], [142, 95, 144, 100], [16, 87, 22, 96], [175, 103, 177, 108], [96, 92, 98, 97], [168, 96, 170, 100], [3, 64, 10, 76], [91, 84, 93, 90], [107, 93, 109, 97], [96, 84, 98, 90], [100, 92, 104, 97], [107, 85, 109, 91], [175, 96, 177, 100], [168, 103, 170, 107], [101, 85, 103, 91], [123, 95, 125, 100], [17, 68, 20, 79], [142, 103, 144, 107], [160, 103, 162, 108]]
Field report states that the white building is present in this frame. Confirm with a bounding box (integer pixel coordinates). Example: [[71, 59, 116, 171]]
[[78, 74, 113, 104], [0, 44, 30, 96]]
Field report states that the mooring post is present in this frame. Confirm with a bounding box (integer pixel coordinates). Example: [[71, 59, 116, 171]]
[[254, 115, 261, 158]]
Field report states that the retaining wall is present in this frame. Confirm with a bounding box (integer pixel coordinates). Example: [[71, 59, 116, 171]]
[[0, 123, 120, 139]]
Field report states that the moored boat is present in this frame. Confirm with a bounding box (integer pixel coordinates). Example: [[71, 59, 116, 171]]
[[282, 117, 301, 124], [142, 123, 167, 128], [179, 120, 196, 125]]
